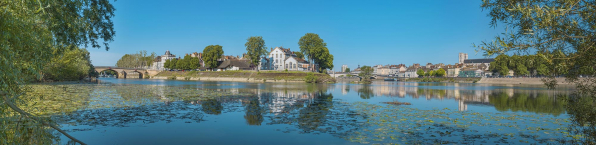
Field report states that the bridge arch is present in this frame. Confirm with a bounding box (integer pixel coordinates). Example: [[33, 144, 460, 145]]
[[94, 66, 158, 79], [98, 69, 120, 78]]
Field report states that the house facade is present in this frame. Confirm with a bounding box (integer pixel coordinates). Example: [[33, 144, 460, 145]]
[[447, 67, 461, 77], [463, 58, 494, 71], [216, 59, 252, 71], [151, 50, 177, 70], [259, 47, 314, 72]]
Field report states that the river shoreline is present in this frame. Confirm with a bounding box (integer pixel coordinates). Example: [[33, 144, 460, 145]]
[[151, 71, 336, 83]]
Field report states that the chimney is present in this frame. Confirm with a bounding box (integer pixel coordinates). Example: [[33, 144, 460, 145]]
[[271, 48, 274, 51]]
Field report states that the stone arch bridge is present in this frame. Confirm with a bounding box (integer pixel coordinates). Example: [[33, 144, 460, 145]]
[[95, 66, 161, 79]]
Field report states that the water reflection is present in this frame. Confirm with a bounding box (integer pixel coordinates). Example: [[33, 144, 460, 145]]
[[12, 79, 576, 144], [334, 82, 570, 115], [243, 97, 263, 126]]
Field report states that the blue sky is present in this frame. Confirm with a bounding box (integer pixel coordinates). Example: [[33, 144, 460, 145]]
[[89, 0, 503, 70]]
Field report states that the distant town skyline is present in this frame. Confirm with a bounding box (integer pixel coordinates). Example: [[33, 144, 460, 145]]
[[88, 0, 503, 70]]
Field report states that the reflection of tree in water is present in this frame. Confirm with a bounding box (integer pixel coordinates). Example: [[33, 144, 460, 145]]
[[357, 86, 374, 99], [201, 99, 223, 115], [489, 92, 566, 116], [297, 91, 334, 131], [566, 92, 596, 144], [244, 97, 264, 125], [265, 91, 365, 136]]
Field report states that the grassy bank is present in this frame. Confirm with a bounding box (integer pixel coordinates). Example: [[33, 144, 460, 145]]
[[404, 77, 481, 83], [154, 70, 336, 83]]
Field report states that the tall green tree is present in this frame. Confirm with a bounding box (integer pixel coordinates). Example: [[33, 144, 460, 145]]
[[245, 36, 267, 70], [116, 50, 156, 68], [189, 57, 201, 69], [170, 59, 178, 69], [477, 0, 596, 143], [294, 51, 304, 59], [435, 68, 446, 77], [358, 66, 374, 84], [203, 45, 224, 70], [416, 69, 425, 77], [345, 68, 351, 73], [177, 56, 190, 70], [43, 47, 96, 81], [299, 33, 333, 72], [164, 59, 171, 69], [0, 0, 116, 144]]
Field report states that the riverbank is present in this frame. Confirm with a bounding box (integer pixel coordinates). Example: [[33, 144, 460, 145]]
[[402, 77, 481, 83], [477, 77, 571, 85], [152, 70, 336, 83]]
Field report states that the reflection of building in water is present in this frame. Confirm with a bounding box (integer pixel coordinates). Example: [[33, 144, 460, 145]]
[[257, 91, 314, 115], [338, 82, 567, 113], [458, 99, 467, 111]]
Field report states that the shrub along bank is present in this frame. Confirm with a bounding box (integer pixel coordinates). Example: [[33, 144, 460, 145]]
[[155, 70, 336, 83]]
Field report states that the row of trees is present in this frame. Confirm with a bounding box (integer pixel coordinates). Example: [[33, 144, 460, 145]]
[[416, 68, 446, 77], [489, 52, 569, 77], [116, 50, 157, 68], [157, 33, 335, 72], [164, 55, 201, 70], [244, 34, 334, 73]]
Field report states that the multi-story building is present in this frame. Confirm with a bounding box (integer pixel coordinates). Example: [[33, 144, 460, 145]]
[[463, 58, 494, 70], [405, 63, 421, 78], [151, 50, 177, 70], [259, 47, 313, 71], [459, 53, 468, 64], [341, 65, 349, 72]]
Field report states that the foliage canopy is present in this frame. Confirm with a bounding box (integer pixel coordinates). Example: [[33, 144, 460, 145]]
[[478, 0, 596, 143], [202, 45, 224, 69]]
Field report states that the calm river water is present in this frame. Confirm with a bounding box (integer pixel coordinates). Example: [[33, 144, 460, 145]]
[[35, 78, 575, 144]]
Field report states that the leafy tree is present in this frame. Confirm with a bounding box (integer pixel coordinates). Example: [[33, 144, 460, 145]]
[[203, 45, 224, 70], [294, 51, 304, 59], [477, 0, 596, 143], [416, 69, 425, 77], [315, 47, 334, 72], [498, 63, 509, 76], [245, 36, 267, 70], [305, 72, 318, 83], [345, 68, 351, 72], [536, 64, 549, 76], [358, 66, 373, 84], [515, 64, 529, 76], [176, 56, 190, 70], [435, 68, 446, 77], [170, 59, 178, 69], [491, 54, 511, 76], [299, 33, 333, 72], [0, 0, 116, 144], [116, 50, 156, 68], [189, 57, 201, 69], [43, 47, 96, 81], [429, 70, 435, 77], [164, 59, 171, 69]]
